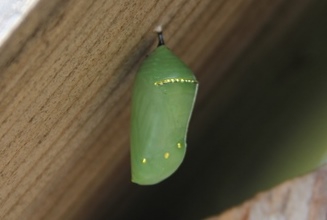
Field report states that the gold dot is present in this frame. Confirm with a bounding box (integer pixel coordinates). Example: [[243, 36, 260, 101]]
[[164, 152, 170, 159], [171, 79, 175, 83], [177, 143, 182, 148], [181, 79, 184, 82], [154, 82, 158, 85], [142, 158, 147, 163], [175, 79, 180, 82]]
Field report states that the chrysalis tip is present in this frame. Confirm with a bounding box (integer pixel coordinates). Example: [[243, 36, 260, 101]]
[[154, 25, 163, 33], [154, 25, 164, 46]]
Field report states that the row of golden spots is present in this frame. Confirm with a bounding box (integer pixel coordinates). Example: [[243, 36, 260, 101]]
[[154, 78, 198, 86]]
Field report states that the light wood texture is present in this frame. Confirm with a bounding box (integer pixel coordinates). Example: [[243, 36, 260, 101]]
[[207, 164, 327, 220], [0, 0, 323, 219]]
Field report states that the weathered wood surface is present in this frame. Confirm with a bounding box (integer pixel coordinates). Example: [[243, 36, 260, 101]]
[[0, 0, 322, 219], [207, 164, 327, 220]]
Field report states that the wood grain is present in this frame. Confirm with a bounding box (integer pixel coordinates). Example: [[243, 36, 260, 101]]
[[0, 0, 321, 219]]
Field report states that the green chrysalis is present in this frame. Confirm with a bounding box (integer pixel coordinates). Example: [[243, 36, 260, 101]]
[[131, 26, 198, 185]]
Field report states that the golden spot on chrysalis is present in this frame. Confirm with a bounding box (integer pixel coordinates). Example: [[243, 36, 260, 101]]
[[164, 152, 170, 159], [177, 143, 182, 148], [142, 158, 147, 164]]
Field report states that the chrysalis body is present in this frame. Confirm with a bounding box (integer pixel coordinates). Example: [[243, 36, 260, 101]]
[[131, 30, 198, 185]]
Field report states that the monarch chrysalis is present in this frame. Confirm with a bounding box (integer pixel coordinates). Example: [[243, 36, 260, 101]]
[[131, 26, 198, 185]]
